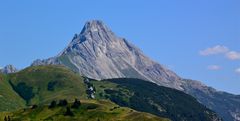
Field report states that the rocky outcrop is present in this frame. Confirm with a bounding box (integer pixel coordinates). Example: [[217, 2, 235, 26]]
[[32, 20, 240, 121], [0, 65, 18, 74]]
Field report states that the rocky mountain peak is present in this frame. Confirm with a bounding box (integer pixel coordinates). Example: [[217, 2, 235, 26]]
[[80, 20, 112, 34], [0, 65, 18, 74], [36, 20, 182, 90], [60, 20, 121, 55]]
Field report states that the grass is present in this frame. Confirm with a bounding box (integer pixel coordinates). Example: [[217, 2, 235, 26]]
[[0, 74, 25, 111], [8, 65, 88, 105], [0, 99, 169, 121]]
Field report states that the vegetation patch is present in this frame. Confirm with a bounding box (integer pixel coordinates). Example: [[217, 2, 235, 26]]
[[47, 81, 58, 91], [10, 82, 34, 104]]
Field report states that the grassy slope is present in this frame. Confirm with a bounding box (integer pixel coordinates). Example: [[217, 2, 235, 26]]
[[92, 78, 220, 121], [8, 65, 87, 105], [0, 74, 25, 111], [0, 65, 220, 121], [0, 100, 169, 121]]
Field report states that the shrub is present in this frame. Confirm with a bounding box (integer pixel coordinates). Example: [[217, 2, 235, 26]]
[[58, 99, 68, 106], [49, 100, 57, 108], [71, 99, 81, 109], [47, 81, 58, 91]]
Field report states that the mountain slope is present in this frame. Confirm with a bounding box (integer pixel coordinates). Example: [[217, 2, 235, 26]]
[[0, 74, 25, 112], [31, 20, 240, 121], [183, 79, 240, 121], [0, 100, 168, 121], [1, 65, 221, 121], [8, 65, 88, 105]]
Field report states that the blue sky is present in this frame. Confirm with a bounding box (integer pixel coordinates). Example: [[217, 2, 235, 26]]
[[0, 0, 239, 94]]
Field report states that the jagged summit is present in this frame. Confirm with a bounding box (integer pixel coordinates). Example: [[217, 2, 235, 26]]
[[63, 20, 118, 55], [80, 20, 113, 34]]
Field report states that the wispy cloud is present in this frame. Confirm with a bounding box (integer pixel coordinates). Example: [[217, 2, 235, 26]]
[[207, 65, 221, 71], [200, 45, 240, 61], [199, 45, 229, 56], [235, 68, 240, 75], [226, 51, 240, 60]]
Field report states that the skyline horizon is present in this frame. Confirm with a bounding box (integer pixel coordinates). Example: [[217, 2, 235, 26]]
[[0, 0, 239, 94], [1, 19, 239, 95]]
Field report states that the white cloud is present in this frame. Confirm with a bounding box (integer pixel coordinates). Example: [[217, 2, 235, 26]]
[[199, 45, 229, 56], [235, 68, 240, 75], [226, 51, 240, 60], [207, 65, 221, 70], [200, 45, 240, 61]]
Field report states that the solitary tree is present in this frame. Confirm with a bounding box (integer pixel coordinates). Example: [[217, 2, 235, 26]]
[[64, 107, 74, 116], [71, 98, 81, 109], [7, 116, 10, 121], [49, 100, 57, 108]]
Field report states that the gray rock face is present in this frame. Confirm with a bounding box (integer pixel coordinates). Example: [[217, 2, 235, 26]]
[[0, 65, 18, 74], [33, 20, 183, 90], [32, 20, 240, 121]]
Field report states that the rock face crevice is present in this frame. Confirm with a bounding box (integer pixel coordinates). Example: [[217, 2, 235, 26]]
[[32, 20, 240, 121]]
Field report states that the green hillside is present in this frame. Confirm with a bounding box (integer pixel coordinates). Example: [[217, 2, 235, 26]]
[[92, 78, 221, 121], [0, 74, 25, 111], [8, 65, 87, 105], [0, 65, 221, 121], [0, 99, 168, 121]]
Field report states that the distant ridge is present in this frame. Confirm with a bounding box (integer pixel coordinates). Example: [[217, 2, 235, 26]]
[[0, 65, 18, 74]]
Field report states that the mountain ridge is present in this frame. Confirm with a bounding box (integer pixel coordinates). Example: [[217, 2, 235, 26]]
[[31, 20, 240, 121]]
